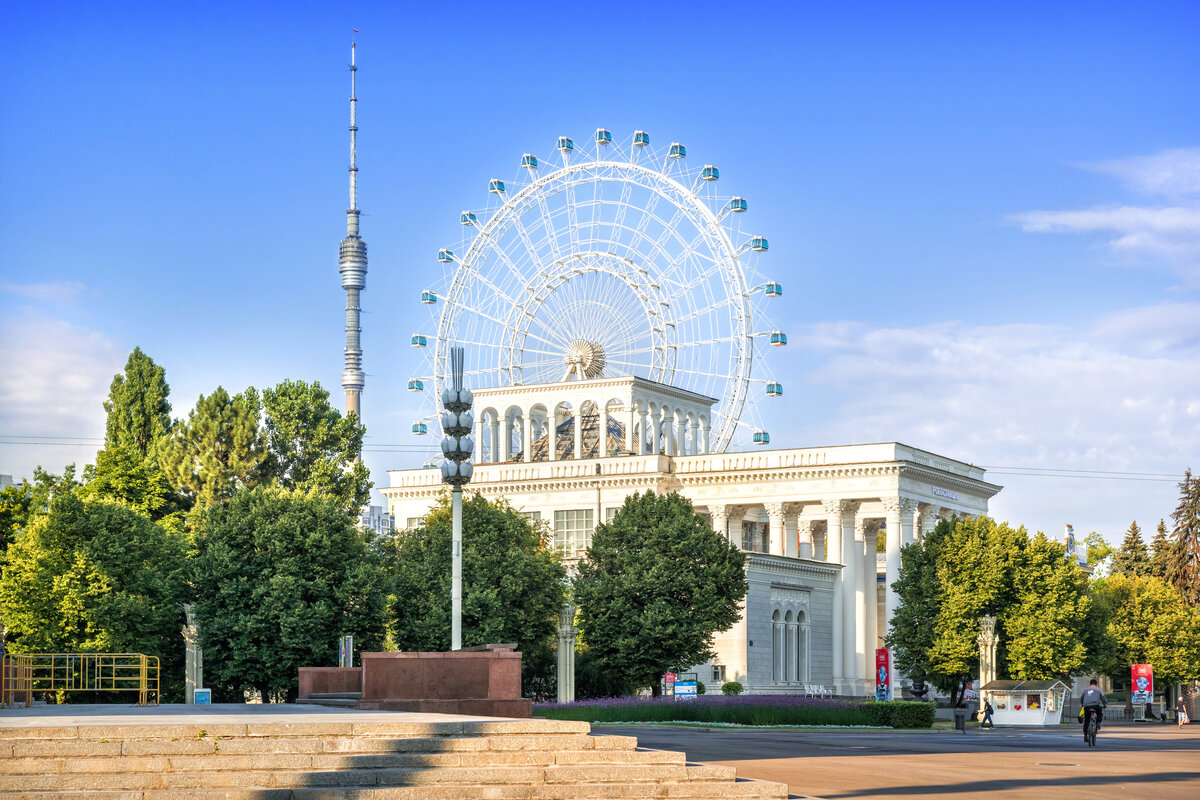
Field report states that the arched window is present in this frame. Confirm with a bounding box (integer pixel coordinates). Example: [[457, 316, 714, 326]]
[[771, 610, 783, 683], [785, 610, 797, 683], [796, 610, 810, 684]]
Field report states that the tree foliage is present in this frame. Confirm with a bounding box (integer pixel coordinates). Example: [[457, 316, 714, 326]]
[[1111, 521, 1151, 577], [158, 387, 264, 507], [387, 493, 566, 695], [573, 491, 747, 693], [192, 488, 387, 700], [0, 493, 187, 697], [887, 516, 1090, 700], [1005, 533, 1090, 678], [259, 380, 371, 514], [1083, 531, 1114, 572], [1169, 468, 1200, 606], [1150, 519, 1176, 581], [103, 347, 172, 461], [886, 518, 951, 688], [79, 444, 178, 521], [1091, 573, 1200, 685]]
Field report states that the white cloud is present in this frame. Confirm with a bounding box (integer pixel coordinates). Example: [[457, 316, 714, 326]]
[[792, 305, 1200, 541], [1080, 148, 1200, 199], [1011, 148, 1200, 282], [0, 313, 121, 480], [0, 281, 89, 304]]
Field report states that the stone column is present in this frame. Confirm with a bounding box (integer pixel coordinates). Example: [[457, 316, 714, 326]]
[[182, 604, 203, 704], [853, 512, 869, 689], [674, 412, 686, 457], [548, 407, 558, 461], [557, 605, 577, 703], [649, 410, 661, 455], [821, 499, 848, 690], [489, 418, 500, 464], [768, 503, 787, 554], [626, 404, 636, 454], [813, 522, 826, 562], [917, 505, 942, 542], [689, 419, 699, 457], [977, 615, 998, 714], [797, 517, 814, 559], [864, 524, 879, 663], [499, 415, 511, 462], [784, 508, 798, 558], [728, 507, 746, 549], [709, 504, 728, 539], [599, 404, 609, 458], [700, 418, 710, 454], [573, 407, 583, 459], [522, 413, 533, 462]]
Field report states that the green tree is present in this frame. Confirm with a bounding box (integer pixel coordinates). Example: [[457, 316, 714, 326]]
[[387, 493, 566, 696], [260, 380, 371, 514], [103, 347, 172, 461], [1169, 468, 1200, 606], [1094, 573, 1200, 686], [0, 493, 187, 697], [1111, 521, 1151, 577], [158, 387, 264, 507], [886, 518, 952, 691], [1150, 519, 1176, 581], [1083, 531, 1114, 572], [192, 488, 387, 700], [925, 517, 1024, 701], [0, 483, 33, 557], [79, 443, 177, 520], [573, 491, 747, 694], [1005, 533, 1090, 678]]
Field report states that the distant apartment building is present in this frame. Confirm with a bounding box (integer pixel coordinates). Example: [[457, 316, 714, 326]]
[[358, 504, 395, 537]]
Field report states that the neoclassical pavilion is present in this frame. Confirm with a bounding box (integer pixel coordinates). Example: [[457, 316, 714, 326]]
[[385, 377, 1001, 696]]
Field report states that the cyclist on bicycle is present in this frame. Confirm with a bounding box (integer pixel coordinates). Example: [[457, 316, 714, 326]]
[[1081, 678, 1107, 731]]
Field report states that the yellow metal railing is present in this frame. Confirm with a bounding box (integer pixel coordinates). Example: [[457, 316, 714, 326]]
[[1, 653, 159, 708]]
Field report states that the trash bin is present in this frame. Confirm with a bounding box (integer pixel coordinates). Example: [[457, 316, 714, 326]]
[[954, 707, 968, 731]]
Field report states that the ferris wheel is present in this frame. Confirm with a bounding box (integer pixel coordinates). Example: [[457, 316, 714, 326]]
[[408, 129, 786, 454]]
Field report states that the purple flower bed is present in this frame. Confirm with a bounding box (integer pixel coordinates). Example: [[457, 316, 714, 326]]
[[534, 695, 936, 728], [534, 694, 873, 726]]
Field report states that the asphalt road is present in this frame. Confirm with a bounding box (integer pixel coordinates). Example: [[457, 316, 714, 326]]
[[597, 723, 1200, 799]]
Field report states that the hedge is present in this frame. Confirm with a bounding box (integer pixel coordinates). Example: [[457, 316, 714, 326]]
[[534, 695, 936, 728], [859, 701, 936, 728]]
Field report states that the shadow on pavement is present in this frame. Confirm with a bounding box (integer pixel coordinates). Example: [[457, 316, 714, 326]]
[[816, 770, 1200, 798]]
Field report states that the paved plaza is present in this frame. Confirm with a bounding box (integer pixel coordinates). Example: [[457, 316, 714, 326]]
[[603, 723, 1200, 799]]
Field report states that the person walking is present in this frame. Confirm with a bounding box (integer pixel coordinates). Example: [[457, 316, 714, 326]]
[[982, 699, 995, 729], [1178, 695, 1190, 727]]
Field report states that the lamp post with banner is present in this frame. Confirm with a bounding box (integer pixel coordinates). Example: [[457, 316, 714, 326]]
[[440, 347, 474, 651]]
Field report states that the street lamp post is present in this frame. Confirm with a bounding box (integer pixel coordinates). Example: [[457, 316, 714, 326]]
[[440, 347, 474, 651]]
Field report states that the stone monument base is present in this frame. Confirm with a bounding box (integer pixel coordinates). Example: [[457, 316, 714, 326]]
[[298, 644, 531, 717]]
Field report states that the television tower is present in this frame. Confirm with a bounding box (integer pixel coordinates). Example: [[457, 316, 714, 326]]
[[339, 39, 367, 422]]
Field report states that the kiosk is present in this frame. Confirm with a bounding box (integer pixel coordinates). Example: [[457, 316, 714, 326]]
[[981, 680, 1069, 726]]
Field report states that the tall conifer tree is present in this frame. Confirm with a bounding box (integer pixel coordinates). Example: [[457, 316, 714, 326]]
[[1150, 519, 1176, 580], [158, 387, 264, 507], [1169, 469, 1200, 606], [103, 347, 172, 460], [1111, 521, 1151, 577]]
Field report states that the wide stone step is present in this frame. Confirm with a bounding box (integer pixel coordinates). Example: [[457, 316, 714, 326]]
[[3, 733, 635, 759], [295, 698, 360, 708], [0, 746, 686, 774], [0, 762, 736, 791], [0, 780, 790, 800]]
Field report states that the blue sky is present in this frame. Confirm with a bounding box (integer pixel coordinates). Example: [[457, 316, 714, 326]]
[[2, 1, 1198, 545]]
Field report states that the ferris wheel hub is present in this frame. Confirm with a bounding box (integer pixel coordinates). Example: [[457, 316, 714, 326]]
[[563, 339, 607, 381]]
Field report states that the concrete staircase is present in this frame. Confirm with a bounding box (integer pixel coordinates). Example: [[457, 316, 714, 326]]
[[0, 716, 790, 799]]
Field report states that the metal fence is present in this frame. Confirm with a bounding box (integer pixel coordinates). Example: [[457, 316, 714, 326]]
[[1, 653, 159, 707]]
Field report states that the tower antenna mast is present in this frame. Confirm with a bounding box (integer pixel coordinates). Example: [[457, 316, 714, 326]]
[[339, 35, 367, 431]]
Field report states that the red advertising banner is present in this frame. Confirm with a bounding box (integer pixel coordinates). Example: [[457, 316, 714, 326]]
[[875, 648, 892, 701], [1131, 664, 1154, 703]]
